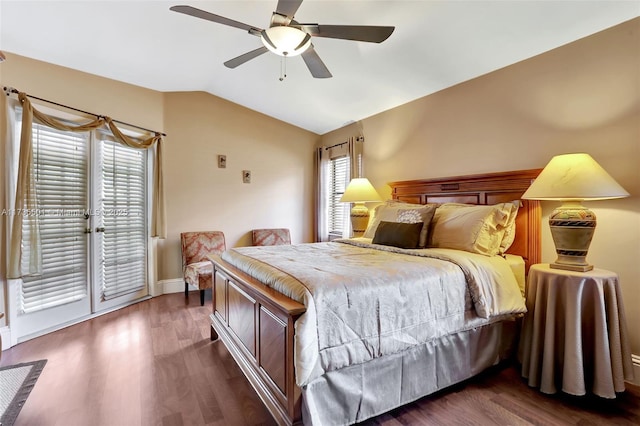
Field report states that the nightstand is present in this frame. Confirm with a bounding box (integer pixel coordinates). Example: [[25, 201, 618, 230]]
[[520, 264, 634, 398]]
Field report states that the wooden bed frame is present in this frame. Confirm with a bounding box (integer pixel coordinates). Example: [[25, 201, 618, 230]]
[[208, 169, 542, 425]]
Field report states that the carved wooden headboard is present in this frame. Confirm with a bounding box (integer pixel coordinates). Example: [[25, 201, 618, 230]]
[[388, 169, 542, 273]]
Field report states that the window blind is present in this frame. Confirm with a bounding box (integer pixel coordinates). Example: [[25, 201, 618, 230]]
[[99, 139, 147, 300], [328, 156, 349, 238], [21, 123, 89, 314]]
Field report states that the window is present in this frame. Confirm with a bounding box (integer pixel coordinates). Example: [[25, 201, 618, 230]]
[[327, 156, 349, 239], [317, 137, 363, 242]]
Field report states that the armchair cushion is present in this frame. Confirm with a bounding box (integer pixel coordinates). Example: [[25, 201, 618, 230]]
[[184, 261, 213, 290], [252, 228, 291, 246]]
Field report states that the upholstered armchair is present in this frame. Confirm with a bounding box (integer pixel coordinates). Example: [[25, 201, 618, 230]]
[[181, 231, 226, 306], [251, 228, 291, 246]]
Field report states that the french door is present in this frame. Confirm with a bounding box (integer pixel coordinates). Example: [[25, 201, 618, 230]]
[[9, 116, 149, 343], [91, 135, 148, 312]]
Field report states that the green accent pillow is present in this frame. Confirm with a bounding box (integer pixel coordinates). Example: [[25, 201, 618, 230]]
[[372, 221, 423, 249]]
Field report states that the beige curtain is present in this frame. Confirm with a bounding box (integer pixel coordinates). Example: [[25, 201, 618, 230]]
[[348, 136, 364, 179], [314, 147, 328, 242], [105, 117, 166, 239], [8, 92, 166, 279]]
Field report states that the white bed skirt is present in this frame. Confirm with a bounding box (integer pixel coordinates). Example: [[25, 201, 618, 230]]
[[302, 317, 519, 425]]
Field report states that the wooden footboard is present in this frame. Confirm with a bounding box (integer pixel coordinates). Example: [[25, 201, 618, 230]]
[[208, 254, 306, 426]]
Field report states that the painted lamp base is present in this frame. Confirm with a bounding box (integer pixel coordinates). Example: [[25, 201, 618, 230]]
[[549, 203, 596, 272], [350, 203, 370, 238]]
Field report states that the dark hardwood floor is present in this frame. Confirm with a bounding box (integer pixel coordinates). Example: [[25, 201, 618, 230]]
[[1, 292, 638, 426]]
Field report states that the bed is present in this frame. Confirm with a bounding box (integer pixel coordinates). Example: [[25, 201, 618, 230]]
[[208, 169, 542, 425]]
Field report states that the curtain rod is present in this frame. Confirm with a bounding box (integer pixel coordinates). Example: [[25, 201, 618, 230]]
[[325, 141, 347, 150], [3, 86, 167, 137], [325, 136, 364, 150]]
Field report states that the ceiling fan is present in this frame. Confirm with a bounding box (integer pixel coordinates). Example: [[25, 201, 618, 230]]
[[169, 1, 395, 79]]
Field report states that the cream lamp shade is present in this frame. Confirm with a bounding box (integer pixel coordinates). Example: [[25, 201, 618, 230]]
[[522, 153, 629, 271], [340, 178, 382, 237]]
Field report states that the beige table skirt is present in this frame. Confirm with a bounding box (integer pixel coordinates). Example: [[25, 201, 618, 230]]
[[520, 264, 634, 398]]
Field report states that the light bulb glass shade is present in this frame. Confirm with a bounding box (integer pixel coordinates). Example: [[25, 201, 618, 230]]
[[339, 178, 382, 203], [261, 26, 311, 57], [522, 153, 629, 201]]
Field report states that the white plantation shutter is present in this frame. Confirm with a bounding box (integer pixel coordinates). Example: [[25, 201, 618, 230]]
[[21, 122, 89, 314], [328, 156, 349, 239], [99, 138, 147, 300]]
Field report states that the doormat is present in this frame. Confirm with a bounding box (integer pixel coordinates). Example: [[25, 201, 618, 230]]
[[0, 359, 47, 426]]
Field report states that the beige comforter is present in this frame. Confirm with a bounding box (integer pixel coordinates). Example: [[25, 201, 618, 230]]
[[221, 240, 525, 387]]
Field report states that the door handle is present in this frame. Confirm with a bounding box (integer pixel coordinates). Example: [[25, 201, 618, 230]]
[[96, 227, 105, 233], [84, 228, 92, 234]]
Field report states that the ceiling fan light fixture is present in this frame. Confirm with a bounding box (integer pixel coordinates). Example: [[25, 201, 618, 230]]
[[169, 3, 394, 78], [261, 26, 311, 57]]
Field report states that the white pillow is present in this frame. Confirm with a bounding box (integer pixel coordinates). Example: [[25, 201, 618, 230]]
[[364, 200, 436, 248]]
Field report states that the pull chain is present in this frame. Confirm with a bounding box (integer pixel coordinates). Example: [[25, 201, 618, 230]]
[[279, 54, 288, 81]]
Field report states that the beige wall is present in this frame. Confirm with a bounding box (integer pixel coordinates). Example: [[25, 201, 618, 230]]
[[159, 91, 318, 280], [322, 18, 640, 355]]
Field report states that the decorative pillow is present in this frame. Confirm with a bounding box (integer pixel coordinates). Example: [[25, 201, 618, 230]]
[[364, 200, 436, 248], [429, 203, 514, 256], [397, 209, 423, 224], [372, 221, 423, 249]]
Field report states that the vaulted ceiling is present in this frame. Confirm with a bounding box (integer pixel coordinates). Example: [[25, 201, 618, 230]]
[[1, 1, 638, 134]]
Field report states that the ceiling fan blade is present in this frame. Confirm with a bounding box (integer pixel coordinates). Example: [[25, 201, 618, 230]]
[[170, 5, 262, 35], [224, 46, 269, 69], [301, 45, 332, 79], [275, 0, 304, 19], [299, 24, 394, 43]]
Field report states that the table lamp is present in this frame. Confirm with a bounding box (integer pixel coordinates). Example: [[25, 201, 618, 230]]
[[522, 153, 629, 272], [340, 178, 381, 237]]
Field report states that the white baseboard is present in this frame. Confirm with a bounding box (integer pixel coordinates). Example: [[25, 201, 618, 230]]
[[631, 354, 640, 386], [156, 278, 191, 295], [0, 326, 10, 351]]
